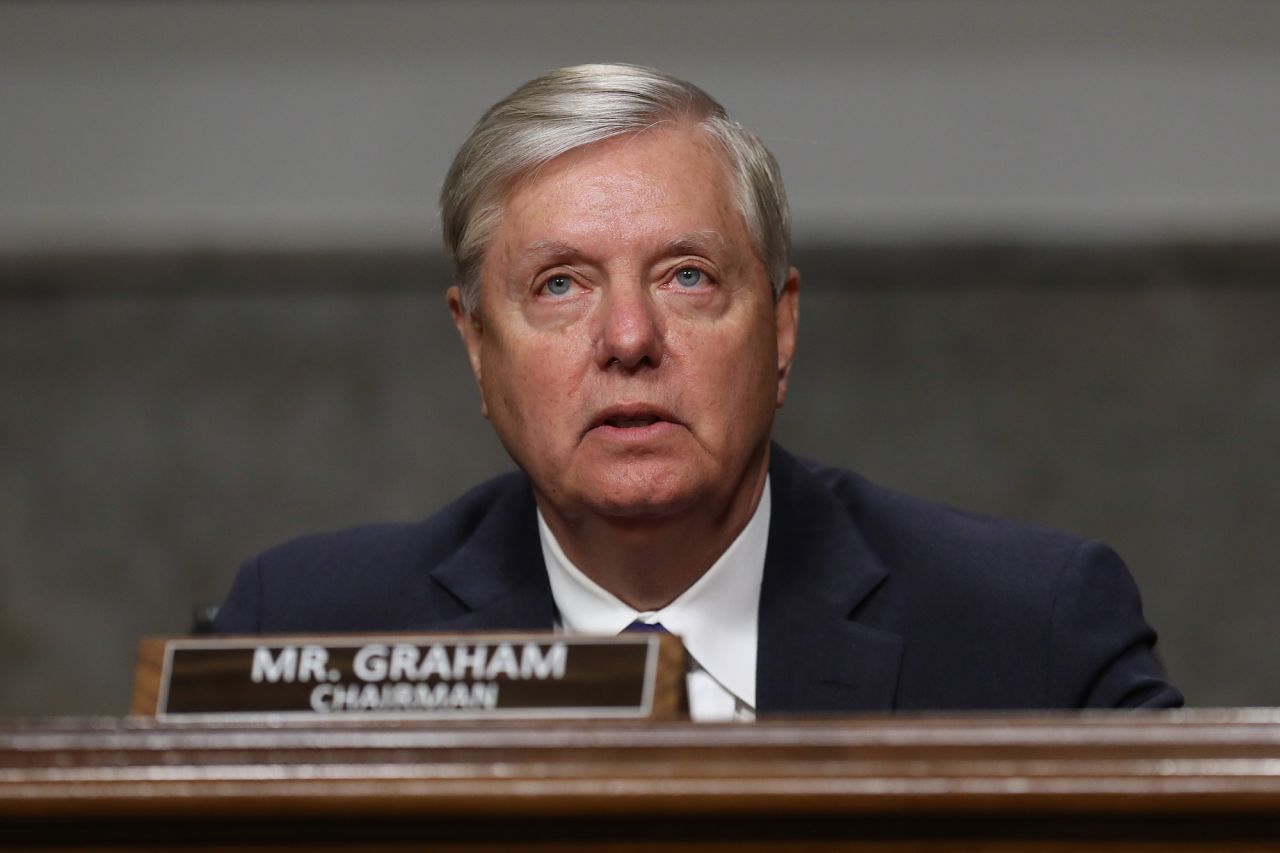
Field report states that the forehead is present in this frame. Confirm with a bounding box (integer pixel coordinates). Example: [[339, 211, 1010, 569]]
[[494, 126, 747, 253]]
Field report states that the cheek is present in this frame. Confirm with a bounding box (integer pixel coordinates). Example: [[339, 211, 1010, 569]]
[[670, 312, 780, 423], [482, 330, 591, 427]]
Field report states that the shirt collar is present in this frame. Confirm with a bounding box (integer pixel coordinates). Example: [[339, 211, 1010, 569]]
[[538, 478, 769, 709]]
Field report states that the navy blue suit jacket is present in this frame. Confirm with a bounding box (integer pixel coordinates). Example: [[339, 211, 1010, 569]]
[[214, 445, 1182, 712]]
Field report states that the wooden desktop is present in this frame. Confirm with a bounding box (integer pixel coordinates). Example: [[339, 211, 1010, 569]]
[[3, 710, 1279, 850]]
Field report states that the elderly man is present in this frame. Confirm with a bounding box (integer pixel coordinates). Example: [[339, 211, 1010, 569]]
[[214, 64, 1181, 718]]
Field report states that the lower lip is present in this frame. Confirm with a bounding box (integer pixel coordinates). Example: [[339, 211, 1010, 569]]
[[588, 420, 679, 443]]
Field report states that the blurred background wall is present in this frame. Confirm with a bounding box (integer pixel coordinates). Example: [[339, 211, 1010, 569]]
[[2, 0, 1277, 714]]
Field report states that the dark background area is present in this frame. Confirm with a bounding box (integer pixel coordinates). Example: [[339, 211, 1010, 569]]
[[4, 244, 1277, 713]]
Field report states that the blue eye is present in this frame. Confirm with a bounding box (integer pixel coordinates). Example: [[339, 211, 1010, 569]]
[[674, 268, 703, 288], [545, 275, 572, 296]]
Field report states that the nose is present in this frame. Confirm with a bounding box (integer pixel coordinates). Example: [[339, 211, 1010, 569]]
[[595, 283, 664, 371]]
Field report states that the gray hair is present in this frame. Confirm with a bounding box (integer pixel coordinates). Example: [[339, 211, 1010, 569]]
[[441, 63, 791, 313]]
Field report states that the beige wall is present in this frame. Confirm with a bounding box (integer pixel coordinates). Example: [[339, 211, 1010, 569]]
[[2, 0, 1280, 250]]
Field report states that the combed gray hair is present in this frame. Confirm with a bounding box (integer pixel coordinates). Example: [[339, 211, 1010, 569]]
[[441, 63, 791, 313]]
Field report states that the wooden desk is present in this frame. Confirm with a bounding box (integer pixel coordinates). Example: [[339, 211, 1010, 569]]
[[3, 710, 1280, 850]]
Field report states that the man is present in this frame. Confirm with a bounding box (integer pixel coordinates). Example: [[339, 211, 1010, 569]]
[[214, 64, 1181, 718]]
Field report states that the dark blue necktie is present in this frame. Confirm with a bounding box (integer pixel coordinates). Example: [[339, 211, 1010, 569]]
[[623, 620, 669, 634]]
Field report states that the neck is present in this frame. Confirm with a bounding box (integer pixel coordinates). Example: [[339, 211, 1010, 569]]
[[537, 460, 769, 611]]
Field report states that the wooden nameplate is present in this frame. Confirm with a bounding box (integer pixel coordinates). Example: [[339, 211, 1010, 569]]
[[133, 633, 687, 721]]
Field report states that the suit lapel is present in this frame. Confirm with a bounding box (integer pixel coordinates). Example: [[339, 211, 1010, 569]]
[[756, 446, 904, 713], [415, 476, 558, 633]]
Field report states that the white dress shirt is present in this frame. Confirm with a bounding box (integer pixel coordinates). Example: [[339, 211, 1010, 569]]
[[537, 479, 770, 722]]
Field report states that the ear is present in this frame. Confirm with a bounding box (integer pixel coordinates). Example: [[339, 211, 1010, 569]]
[[774, 267, 800, 408], [448, 285, 489, 419]]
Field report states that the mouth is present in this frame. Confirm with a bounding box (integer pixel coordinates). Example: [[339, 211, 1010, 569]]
[[587, 405, 680, 436], [604, 415, 661, 429]]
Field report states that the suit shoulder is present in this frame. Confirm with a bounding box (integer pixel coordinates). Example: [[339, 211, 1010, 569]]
[[250, 472, 524, 575], [793, 453, 1085, 601], [802, 454, 1078, 548], [771, 446, 1178, 709], [214, 471, 530, 632]]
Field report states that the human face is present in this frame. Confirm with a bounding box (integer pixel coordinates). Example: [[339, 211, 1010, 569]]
[[450, 126, 799, 528]]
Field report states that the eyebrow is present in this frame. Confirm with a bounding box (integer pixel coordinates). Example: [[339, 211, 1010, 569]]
[[526, 240, 581, 260], [521, 231, 730, 264], [660, 230, 728, 257]]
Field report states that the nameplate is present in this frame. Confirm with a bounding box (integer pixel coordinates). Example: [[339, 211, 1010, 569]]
[[132, 633, 687, 721]]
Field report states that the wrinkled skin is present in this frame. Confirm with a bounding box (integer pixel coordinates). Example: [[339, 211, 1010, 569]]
[[450, 125, 798, 606]]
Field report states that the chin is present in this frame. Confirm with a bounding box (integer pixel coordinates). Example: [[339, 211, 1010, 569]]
[[580, 463, 701, 520]]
